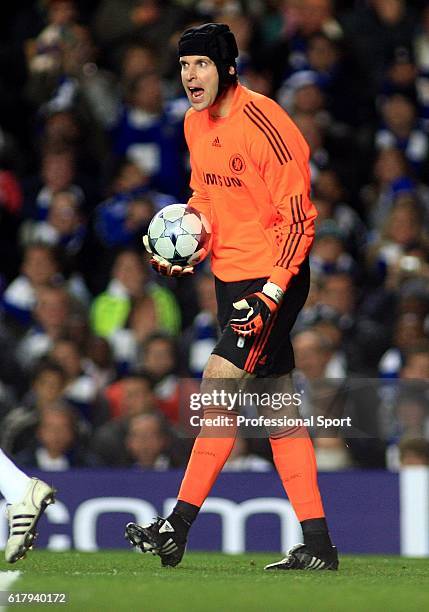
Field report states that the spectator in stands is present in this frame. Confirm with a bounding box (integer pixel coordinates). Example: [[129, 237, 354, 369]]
[[104, 371, 158, 420], [180, 271, 218, 378], [396, 395, 429, 439], [314, 166, 345, 204], [310, 220, 357, 277], [118, 42, 158, 85], [139, 333, 180, 424], [92, 371, 159, 466], [341, 0, 417, 99], [20, 189, 87, 259], [364, 246, 429, 336], [313, 168, 368, 256], [125, 413, 172, 470], [401, 341, 429, 380], [292, 113, 329, 181], [83, 335, 117, 393], [25, 0, 78, 85], [293, 328, 335, 381], [375, 93, 429, 174], [110, 70, 187, 198], [90, 248, 180, 339], [94, 159, 176, 252], [58, 25, 119, 130], [297, 0, 342, 40], [379, 313, 426, 378], [278, 70, 326, 118], [109, 295, 160, 374], [15, 285, 72, 370], [15, 403, 96, 470], [380, 45, 418, 102], [93, 0, 186, 71], [2, 243, 60, 328], [305, 31, 357, 125], [361, 148, 429, 231], [396, 284, 429, 325], [278, 0, 343, 74], [22, 146, 87, 221], [367, 196, 429, 283], [386, 393, 429, 469], [258, 0, 343, 96], [312, 312, 347, 378], [1, 360, 67, 454], [96, 190, 156, 251], [108, 158, 150, 195], [49, 336, 109, 427], [317, 272, 389, 374], [36, 107, 106, 185]]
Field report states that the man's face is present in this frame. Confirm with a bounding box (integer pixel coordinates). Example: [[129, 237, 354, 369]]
[[33, 371, 65, 404], [22, 246, 57, 286], [180, 55, 219, 111], [126, 416, 165, 467], [121, 378, 155, 416], [113, 252, 146, 296], [37, 410, 75, 456], [35, 288, 69, 329], [319, 275, 355, 315], [402, 353, 429, 379]]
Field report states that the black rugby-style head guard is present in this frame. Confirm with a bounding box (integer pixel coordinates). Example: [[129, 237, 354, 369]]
[[178, 23, 239, 98]]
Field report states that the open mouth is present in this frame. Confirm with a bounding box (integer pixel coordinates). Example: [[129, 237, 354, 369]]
[[189, 87, 204, 102]]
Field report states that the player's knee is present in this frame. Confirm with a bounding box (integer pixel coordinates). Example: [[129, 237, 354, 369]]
[[203, 354, 249, 379]]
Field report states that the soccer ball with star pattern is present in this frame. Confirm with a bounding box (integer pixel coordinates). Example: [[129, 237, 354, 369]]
[[147, 204, 212, 266]]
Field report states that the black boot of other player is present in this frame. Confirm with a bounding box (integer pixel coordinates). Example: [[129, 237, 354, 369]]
[[125, 517, 187, 567], [264, 544, 339, 571]]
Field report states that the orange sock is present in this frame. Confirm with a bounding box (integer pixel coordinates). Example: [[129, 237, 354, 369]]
[[270, 428, 325, 521], [178, 410, 237, 508]]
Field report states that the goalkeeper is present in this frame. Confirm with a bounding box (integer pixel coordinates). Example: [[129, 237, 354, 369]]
[[126, 23, 338, 571]]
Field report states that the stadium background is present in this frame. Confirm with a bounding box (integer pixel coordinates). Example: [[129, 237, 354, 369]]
[[0, 0, 429, 557]]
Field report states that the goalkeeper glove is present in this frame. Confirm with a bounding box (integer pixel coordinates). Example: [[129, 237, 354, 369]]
[[230, 282, 284, 337], [143, 235, 194, 277]]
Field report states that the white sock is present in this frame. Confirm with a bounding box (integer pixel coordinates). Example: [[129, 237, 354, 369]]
[[0, 449, 31, 504]]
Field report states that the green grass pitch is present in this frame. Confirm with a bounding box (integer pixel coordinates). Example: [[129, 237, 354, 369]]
[[1, 552, 428, 612]]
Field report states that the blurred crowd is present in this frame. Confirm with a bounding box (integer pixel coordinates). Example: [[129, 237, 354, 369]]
[[0, 0, 429, 474]]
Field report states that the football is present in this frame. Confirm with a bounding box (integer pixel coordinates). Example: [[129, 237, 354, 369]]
[[147, 204, 212, 266]]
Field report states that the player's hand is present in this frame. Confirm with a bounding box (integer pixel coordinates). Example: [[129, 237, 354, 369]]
[[142, 235, 194, 277], [230, 282, 284, 337]]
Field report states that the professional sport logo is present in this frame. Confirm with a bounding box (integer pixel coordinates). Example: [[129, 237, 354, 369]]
[[229, 154, 246, 175]]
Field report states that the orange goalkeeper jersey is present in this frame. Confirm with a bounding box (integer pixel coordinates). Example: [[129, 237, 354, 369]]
[[185, 83, 317, 291]]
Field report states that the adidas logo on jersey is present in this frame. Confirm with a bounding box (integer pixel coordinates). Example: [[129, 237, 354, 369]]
[[212, 136, 221, 147]]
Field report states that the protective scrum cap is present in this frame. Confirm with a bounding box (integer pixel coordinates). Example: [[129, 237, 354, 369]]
[[178, 23, 239, 96]]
